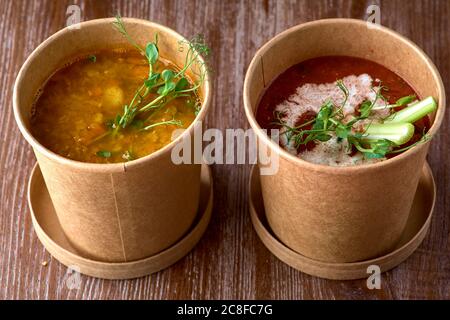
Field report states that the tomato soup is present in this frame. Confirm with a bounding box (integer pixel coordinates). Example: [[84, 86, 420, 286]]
[[256, 56, 430, 166]]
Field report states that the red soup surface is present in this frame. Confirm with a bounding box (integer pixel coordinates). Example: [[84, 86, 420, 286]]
[[256, 56, 430, 165]]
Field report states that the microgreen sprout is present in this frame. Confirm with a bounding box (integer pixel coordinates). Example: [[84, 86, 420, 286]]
[[274, 79, 437, 159], [372, 94, 416, 110], [110, 15, 207, 133], [140, 118, 183, 131], [92, 15, 209, 158]]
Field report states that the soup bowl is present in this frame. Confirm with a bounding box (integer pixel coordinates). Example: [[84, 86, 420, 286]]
[[14, 18, 211, 262], [244, 19, 445, 263]]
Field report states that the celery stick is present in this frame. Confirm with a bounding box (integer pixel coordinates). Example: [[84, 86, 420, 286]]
[[384, 96, 437, 124], [362, 123, 415, 145]]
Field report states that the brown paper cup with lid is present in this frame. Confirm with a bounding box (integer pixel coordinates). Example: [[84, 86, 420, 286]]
[[244, 19, 445, 263], [13, 18, 211, 262]]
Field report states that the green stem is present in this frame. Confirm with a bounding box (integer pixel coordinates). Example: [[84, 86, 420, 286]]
[[140, 119, 182, 131], [372, 104, 400, 110], [138, 95, 168, 113], [362, 123, 415, 145], [88, 130, 111, 145], [129, 83, 146, 108], [388, 134, 430, 154], [384, 96, 437, 124]]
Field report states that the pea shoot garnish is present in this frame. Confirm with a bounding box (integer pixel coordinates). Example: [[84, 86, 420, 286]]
[[92, 15, 209, 160], [274, 81, 437, 159], [110, 15, 209, 134]]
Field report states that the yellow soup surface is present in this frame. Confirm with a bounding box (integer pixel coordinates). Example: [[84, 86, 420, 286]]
[[31, 49, 199, 163]]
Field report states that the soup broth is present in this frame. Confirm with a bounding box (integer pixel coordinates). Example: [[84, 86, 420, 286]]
[[256, 56, 431, 166], [31, 49, 199, 163]]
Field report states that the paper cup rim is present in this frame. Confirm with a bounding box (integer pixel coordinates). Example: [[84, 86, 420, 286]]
[[243, 18, 446, 173], [13, 17, 211, 173]]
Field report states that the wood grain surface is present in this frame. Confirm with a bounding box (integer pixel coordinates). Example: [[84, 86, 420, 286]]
[[0, 0, 449, 300]]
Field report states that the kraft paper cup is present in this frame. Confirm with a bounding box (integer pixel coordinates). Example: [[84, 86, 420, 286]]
[[243, 19, 445, 263], [14, 18, 211, 262]]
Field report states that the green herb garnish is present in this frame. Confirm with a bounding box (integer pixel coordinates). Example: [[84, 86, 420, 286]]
[[96, 150, 112, 158], [92, 14, 209, 151], [372, 94, 416, 110], [109, 14, 208, 135], [274, 80, 436, 159], [140, 118, 183, 131], [88, 55, 96, 63]]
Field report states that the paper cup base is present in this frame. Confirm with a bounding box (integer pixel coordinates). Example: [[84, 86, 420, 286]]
[[28, 163, 213, 280], [249, 163, 436, 280]]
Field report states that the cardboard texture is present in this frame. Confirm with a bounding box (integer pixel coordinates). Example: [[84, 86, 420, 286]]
[[243, 19, 445, 263], [249, 164, 436, 280], [28, 163, 213, 279], [14, 18, 211, 262]]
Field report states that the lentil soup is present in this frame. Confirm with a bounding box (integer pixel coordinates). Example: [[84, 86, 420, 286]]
[[31, 49, 200, 163]]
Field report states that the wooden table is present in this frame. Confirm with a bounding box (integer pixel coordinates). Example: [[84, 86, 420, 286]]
[[1, 0, 449, 300]]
